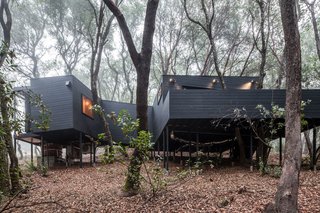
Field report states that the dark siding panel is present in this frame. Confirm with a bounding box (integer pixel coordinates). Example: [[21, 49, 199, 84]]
[[101, 101, 153, 144], [71, 76, 103, 137], [29, 76, 73, 132], [152, 91, 170, 141], [170, 90, 320, 119]]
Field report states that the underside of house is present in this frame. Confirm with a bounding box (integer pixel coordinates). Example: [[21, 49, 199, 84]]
[[15, 75, 320, 169]]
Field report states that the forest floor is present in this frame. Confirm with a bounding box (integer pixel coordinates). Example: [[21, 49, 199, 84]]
[[1, 159, 320, 213]]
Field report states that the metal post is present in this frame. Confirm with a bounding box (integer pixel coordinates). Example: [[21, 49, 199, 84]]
[[250, 132, 253, 172], [279, 137, 282, 166], [157, 139, 160, 156], [47, 142, 49, 168], [196, 133, 199, 158], [90, 142, 93, 166], [313, 128, 317, 171], [93, 143, 96, 165], [41, 136, 44, 167], [163, 131, 166, 169], [166, 126, 169, 170], [31, 138, 34, 164], [80, 133, 83, 168], [189, 134, 191, 167], [173, 147, 176, 162], [180, 148, 183, 165]]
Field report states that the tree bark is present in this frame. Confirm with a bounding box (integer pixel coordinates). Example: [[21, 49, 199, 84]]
[[87, 1, 115, 145], [103, 0, 159, 193], [0, 78, 21, 194], [183, 0, 226, 89], [264, 0, 302, 212], [0, 0, 12, 67], [235, 127, 246, 165], [0, 139, 10, 196]]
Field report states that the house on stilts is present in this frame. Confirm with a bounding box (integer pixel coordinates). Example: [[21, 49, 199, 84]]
[[15, 75, 320, 169]]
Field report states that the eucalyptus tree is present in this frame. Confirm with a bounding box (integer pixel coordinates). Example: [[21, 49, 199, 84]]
[[249, 0, 272, 89], [0, 0, 11, 66], [106, 36, 135, 103], [103, 0, 159, 193], [302, 0, 320, 62], [0, 0, 21, 195], [11, 0, 48, 79], [182, 0, 253, 88], [101, 0, 145, 104], [265, 0, 302, 211], [153, 0, 186, 76], [183, 0, 226, 87], [45, 0, 87, 75]]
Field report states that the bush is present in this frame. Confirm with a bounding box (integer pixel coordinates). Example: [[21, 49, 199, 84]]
[[25, 161, 37, 172]]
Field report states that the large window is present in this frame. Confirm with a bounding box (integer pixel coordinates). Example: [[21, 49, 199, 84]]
[[82, 95, 93, 118]]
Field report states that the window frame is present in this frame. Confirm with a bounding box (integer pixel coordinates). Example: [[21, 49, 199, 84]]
[[81, 95, 94, 119]]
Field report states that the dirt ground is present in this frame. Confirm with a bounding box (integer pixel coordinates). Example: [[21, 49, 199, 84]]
[[1, 161, 320, 213]]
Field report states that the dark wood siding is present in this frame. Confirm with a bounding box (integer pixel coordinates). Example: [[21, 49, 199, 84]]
[[169, 89, 320, 119], [102, 100, 153, 144], [29, 76, 74, 132], [152, 90, 170, 141], [71, 76, 103, 137]]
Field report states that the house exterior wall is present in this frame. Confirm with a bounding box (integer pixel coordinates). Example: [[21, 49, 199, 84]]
[[29, 76, 74, 132]]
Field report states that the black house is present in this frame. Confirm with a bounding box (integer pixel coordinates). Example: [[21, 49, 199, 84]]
[[16, 75, 320, 168]]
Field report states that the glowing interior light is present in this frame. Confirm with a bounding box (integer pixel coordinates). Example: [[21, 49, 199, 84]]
[[82, 96, 93, 118], [240, 82, 252, 90], [169, 78, 176, 83], [170, 131, 175, 139]]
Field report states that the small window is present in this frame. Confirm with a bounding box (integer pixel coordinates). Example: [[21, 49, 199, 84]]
[[82, 95, 93, 118]]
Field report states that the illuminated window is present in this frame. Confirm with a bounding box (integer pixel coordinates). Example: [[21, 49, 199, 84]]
[[82, 95, 93, 118]]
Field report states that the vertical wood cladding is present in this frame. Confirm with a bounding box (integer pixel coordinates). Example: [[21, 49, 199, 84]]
[[29, 76, 74, 132]]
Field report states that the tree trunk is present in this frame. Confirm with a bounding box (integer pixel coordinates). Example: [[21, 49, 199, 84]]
[[235, 127, 246, 165], [103, 0, 159, 193], [0, 140, 10, 196], [89, 2, 115, 146], [0, 0, 12, 67], [0, 78, 21, 194], [264, 0, 302, 212], [305, 2, 320, 62]]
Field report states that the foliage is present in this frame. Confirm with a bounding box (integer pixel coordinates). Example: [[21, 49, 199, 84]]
[[37, 163, 48, 177], [0, 45, 22, 194], [115, 109, 139, 137], [110, 109, 159, 194], [25, 161, 37, 173], [140, 158, 168, 196], [259, 158, 281, 178], [27, 93, 51, 131]]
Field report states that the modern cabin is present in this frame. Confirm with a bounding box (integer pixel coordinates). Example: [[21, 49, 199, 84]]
[[15, 75, 320, 169]]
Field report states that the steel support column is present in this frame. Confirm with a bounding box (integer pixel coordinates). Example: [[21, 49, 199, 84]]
[[279, 137, 282, 166], [313, 128, 317, 171], [166, 126, 169, 170], [163, 132, 166, 169], [250, 132, 253, 171], [31, 138, 34, 164], [80, 133, 83, 168]]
